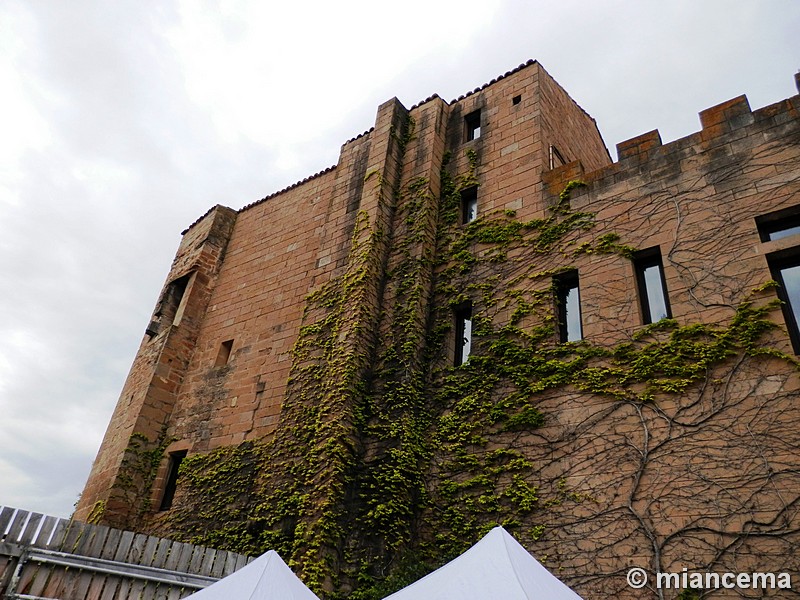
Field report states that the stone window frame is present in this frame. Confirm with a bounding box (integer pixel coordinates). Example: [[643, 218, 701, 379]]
[[460, 185, 478, 225], [633, 247, 672, 325], [554, 270, 582, 343], [464, 109, 481, 142], [454, 302, 473, 366]]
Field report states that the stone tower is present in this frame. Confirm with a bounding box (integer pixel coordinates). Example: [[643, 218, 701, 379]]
[[76, 62, 800, 598]]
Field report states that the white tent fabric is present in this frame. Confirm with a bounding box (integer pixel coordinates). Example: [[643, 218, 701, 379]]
[[383, 527, 583, 600], [185, 550, 319, 600]]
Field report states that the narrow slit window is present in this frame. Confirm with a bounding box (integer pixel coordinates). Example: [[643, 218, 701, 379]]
[[461, 186, 478, 224], [215, 339, 234, 366], [634, 248, 671, 324], [465, 109, 481, 141], [549, 145, 567, 170], [454, 304, 473, 366], [159, 450, 187, 511], [768, 252, 800, 354], [555, 271, 582, 342]]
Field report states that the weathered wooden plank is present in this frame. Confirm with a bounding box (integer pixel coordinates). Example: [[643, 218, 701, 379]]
[[0, 554, 17, 595], [26, 557, 56, 598], [45, 516, 71, 549], [15, 555, 43, 594], [115, 576, 133, 600], [0, 506, 16, 535], [138, 579, 160, 600], [0, 554, 11, 578], [153, 580, 172, 600], [18, 512, 43, 545], [199, 547, 216, 577], [127, 576, 148, 600], [127, 532, 150, 565], [74, 561, 101, 600], [166, 583, 187, 600], [75, 522, 101, 556], [209, 549, 227, 578], [61, 519, 87, 553], [33, 515, 60, 548], [74, 525, 107, 600], [6, 509, 30, 542], [188, 545, 206, 574], [113, 530, 136, 562], [100, 528, 123, 560], [85, 570, 110, 600], [61, 563, 87, 600], [87, 524, 111, 558], [175, 543, 194, 573], [163, 542, 188, 572], [99, 574, 122, 600], [41, 564, 68, 598], [151, 538, 172, 570], [223, 551, 240, 577], [141, 536, 161, 567], [233, 553, 251, 570]]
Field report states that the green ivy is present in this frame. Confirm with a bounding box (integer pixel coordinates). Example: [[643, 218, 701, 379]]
[[142, 159, 796, 600]]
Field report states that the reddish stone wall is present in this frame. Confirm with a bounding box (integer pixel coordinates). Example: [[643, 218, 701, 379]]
[[515, 90, 800, 597], [77, 61, 800, 597]]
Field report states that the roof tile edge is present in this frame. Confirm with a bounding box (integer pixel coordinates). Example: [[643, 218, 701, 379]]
[[449, 59, 537, 104]]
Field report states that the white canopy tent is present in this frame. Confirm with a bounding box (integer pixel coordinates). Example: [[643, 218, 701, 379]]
[[383, 527, 584, 600], [185, 550, 319, 600]]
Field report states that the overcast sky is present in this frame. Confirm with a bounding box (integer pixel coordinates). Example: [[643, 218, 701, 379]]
[[1, 1, 797, 520]]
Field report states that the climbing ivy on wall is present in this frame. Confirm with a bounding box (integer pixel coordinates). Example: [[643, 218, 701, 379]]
[[107, 427, 173, 528], [137, 148, 798, 599]]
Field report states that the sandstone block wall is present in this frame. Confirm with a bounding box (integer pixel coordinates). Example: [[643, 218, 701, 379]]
[[75, 61, 800, 598]]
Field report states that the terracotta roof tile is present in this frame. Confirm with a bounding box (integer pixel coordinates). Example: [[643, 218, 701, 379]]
[[238, 165, 337, 214]]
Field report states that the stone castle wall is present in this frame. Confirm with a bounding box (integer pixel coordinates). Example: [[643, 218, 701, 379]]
[[75, 62, 800, 598]]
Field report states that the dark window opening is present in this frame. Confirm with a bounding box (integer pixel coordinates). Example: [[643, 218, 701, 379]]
[[215, 339, 234, 366], [512, 95, 522, 105], [454, 304, 473, 366], [756, 207, 800, 242], [152, 273, 192, 335], [555, 271, 582, 342], [634, 248, 671, 324], [461, 186, 478, 224], [549, 145, 567, 170], [768, 251, 800, 354], [159, 450, 187, 511], [465, 109, 481, 141]]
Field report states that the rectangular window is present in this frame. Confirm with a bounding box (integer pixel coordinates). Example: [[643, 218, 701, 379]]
[[756, 207, 800, 242], [454, 304, 473, 366], [768, 252, 800, 354], [757, 208, 800, 354], [465, 109, 481, 141], [158, 450, 187, 511], [634, 248, 671, 324], [461, 186, 478, 224], [555, 271, 582, 342]]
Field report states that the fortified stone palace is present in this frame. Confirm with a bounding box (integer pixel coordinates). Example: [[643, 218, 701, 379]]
[[76, 61, 800, 598]]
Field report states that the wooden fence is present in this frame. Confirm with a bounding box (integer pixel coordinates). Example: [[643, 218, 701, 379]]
[[0, 506, 252, 600]]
